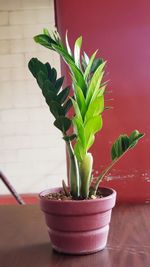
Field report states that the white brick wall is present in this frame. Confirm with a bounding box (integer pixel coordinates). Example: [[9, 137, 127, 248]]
[[0, 0, 67, 195]]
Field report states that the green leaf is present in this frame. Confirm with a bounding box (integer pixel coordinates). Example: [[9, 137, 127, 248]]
[[52, 43, 75, 65], [54, 116, 71, 133], [96, 85, 106, 98], [84, 50, 98, 81], [86, 61, 106, 105], [28, 58, 48, 79], [65, 31, 72, 56], [45, 62, 51, 77], [51, 44, 87, 95], [73, 116, 85, 148], [84, 116, 103, 150], [129, 130, 144, 143], [70, 63, 87, 96], [37, 71, 47, 89], [42, 80, 57, 102], [63, 99, 72, 114], [44, 79, 56, 92], [85, 95, 104, 122], [74, 85, 86, 117], [83, 52, 89, 65], [111, 144, 117, 161], [34, 34, 56, 49], [28, 58, 38, 78], [74, 139, 86, 161], [85, 115, 102, 136], [43, 28, 50, 36], [71, 98, 83, 121], [86, 134, 95, 151], [49, 101, 65, 118], [121, 135, 130, 150], [63, 134, 76, 142], [129, 130, 144, 148], [57, 87, 70, 104], [82, 54, 88, 71], [89, 85, 106, 106], [91, 58, 104, 73], [50, 68, 57, 83], [111, 131, 144, 161], [52, 31, 63, 47], [55, 77, 64, 94], [74, 36, 82, 68]]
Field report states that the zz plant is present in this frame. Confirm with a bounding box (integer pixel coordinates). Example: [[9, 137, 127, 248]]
[[28, 29, 144, 199]]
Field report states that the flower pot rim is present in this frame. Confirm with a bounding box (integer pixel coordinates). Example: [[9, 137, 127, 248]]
[[39, 186, 116, 203]]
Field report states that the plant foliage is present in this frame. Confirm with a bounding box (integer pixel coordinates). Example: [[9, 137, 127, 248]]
[[28, 29, 144, 199]]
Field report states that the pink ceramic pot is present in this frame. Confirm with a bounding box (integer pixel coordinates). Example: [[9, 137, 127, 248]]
[[39, 187, 116, 255]]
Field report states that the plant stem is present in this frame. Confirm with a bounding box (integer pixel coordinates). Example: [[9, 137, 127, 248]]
[[80, 153, 93, 198], [90, 145, 134, 196], [66, 141, 80, 198], [90, 160, 117, 196]]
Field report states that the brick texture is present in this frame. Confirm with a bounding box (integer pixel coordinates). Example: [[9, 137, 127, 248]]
[[0, 0, 67, 194]]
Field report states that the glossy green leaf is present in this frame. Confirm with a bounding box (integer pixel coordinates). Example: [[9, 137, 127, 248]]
[[90, 58, 104, 73], [51, 43, 75, 65], [63, 99, 72, 114], [74, 85, 86, 117], [54, 116, 71, 133], [96, 85, 106, 97], [85, 95, 104, 122], [74, 139, 86, 161], [63, 134, 76, 142], [83, 52, 89, 65], [49, 101, 65, 118], [65, 31, 72, 56], [81, 55, 87, 71], [52, 43, 87, 95], [50, 68, 57, 82], [44, 79, 56, 92], [86, 61, 106, 105], [42, 80, 56, 102], [86, 134, 95, 151], [90, 85, 106, 105], [43, 28, 50, 36], [84, 116, 103, 150], [73, 116, 85, 148], [45, 62, 51, 77], [70, 63, 87, 96], [55, 76, 64, 94], [74, 36, 82, 68], [57, 86, 70, 104], [34, 34, 56, 49], [84, 50, 98, 81], [71, 98, 83, 121], [52, 31, 63, 47], [129, 130, 144, 147], [35, 33, 87, 96], [37, 71, 47, 89], [111, 130, 144, 161], [28, 58, 48, 78]]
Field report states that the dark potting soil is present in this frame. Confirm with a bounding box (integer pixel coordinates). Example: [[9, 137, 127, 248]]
[[42, 190, 104, 201]]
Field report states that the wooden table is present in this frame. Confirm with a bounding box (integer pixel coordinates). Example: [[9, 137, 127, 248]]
[[0, 204, 149, 267]]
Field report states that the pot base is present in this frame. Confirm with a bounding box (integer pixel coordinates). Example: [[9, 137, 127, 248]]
[[48, 225, 109, 255], [52, 245, 106, 255]]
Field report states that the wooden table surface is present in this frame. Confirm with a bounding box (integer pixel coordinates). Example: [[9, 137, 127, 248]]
[[0, 204, 149, 267]]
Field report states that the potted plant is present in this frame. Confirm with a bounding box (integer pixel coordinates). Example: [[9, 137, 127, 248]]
[[28, 29, 144, 254]]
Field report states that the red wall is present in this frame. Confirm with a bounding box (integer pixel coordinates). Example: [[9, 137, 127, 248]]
[[55, 0, 150, 203]]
